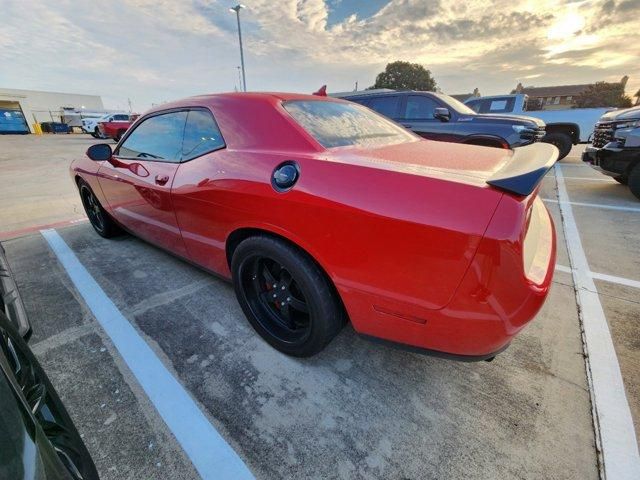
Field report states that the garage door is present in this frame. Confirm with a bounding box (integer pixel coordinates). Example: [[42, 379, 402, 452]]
[[0, 108, 29, 134]]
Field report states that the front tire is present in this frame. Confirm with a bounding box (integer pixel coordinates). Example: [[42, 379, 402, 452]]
[[231, 236, 344, 357], [78, 180, 122, 238], [628, 164, 640, 200], [542, 133, 572, 160]]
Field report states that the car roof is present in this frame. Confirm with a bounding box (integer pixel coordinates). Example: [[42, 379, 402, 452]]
[[139, 92, 351, 153], [147, 92, 347, 114]]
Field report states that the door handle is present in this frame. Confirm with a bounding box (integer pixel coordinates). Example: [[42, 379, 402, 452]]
[[155, 174, 170, 186]]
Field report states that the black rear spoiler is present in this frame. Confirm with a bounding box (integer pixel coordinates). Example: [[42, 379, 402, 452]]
[[487, 143, 559, 196]]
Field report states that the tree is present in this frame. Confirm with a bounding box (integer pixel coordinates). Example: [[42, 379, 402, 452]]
[[635, 88, 640, 106], [369, 61, 437, 91], [575, 82, 632, 108]]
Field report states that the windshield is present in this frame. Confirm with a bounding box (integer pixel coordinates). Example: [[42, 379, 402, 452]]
[[431, 92, 476, 115], [283, 100, 416, 148]]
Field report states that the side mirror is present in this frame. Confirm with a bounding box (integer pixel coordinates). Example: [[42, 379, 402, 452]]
[[86, 143, 112, 161], [434, 108, 451, 122]]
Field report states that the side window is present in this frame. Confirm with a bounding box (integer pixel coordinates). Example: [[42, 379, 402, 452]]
[[118, 111, 188, 162], [114, 114, 129, 121], [486, 98, 514, 113], [367, 96, 400, 118], [404, 95, 438, 120], [466, 99, 481, 113], [182, 109, 226, 161]]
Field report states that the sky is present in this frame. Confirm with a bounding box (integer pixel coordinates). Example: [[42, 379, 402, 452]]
[[1, 0, 638, 111]]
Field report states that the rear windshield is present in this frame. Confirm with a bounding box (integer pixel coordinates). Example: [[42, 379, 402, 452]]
[[283, 100, 416, 148]]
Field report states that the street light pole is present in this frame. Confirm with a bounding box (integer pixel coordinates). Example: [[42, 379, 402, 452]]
[[230, 4, 247, 92]]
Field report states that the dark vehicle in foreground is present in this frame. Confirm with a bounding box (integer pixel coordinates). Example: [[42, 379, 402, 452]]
[[338, 90, 546, 150], [582, 105, 640, 199], [0, 244, 98, 480], [72, 92, 556, 360]]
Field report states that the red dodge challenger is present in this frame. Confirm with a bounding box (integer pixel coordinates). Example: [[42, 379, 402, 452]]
[[71, 93, 557, 359]]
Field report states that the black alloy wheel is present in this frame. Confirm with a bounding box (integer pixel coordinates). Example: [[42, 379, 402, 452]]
[[232, 236, 344, 357], [78, 180, 121, 238], [245, 257, 311, 344], [80, 185, 105, 234]]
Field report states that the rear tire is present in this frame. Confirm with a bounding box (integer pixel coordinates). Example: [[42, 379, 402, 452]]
[[628, 164, 640, 200], [92, 127, 101, 139], [542, 133, 572, 160], [231, 235, 344, 357], [78, 179, 122, 238]]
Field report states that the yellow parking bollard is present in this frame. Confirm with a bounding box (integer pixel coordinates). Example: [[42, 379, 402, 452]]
[[32, 123, 42, 135]]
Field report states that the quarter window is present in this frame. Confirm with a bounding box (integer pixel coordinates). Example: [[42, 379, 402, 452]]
[[182, 109, 225, 160], [366, 96, 400, 117], [118, 111, 188, 162]]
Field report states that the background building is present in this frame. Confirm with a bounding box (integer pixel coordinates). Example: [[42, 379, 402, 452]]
[[450, 88, 481, 103], [512, 76, 629, 110], [0, 88, 104, 133]]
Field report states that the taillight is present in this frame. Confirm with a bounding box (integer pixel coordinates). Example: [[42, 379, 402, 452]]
[[522, 198, 553, 285]]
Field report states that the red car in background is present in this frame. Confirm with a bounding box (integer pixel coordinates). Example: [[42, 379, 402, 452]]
[[98, 114, 139, 141], [71, 93, 557, 359]]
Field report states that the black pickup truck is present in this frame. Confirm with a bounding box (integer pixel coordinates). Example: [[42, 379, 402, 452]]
[[338, 90, 546, 150]]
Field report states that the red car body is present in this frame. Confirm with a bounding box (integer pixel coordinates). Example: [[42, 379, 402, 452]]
[[98, 115, 138, 141], [71, 93, 557, 359]]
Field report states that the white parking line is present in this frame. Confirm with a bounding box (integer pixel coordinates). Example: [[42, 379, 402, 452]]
[[555, 264, 640, 289], [554, 166, 640, 479], [543, 198, 640, 213], [41, 229, 254, 480], [562, 176, 616, 182]]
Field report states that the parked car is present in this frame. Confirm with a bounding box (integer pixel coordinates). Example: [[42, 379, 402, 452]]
[[338, 90, 546, 150], [72, 93, 556, 360], [465, 94, 614, 159], [582, 105, 640, 199], [0, 244, 99, 480], [97, 115, 138, 141], [82, 113, 131, 139]]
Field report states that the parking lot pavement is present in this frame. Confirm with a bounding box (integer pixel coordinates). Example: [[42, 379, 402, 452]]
[[0, 135, 96, 238], [4, 223, 599, 479], [1, 139, 637, 478], [554, 147, 640, 445]]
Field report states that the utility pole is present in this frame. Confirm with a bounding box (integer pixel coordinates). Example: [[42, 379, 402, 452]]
[[230, 5, 247, 92]]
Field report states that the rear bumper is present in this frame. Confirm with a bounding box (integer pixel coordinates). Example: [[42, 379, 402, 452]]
[[343, 196, 556, 359]]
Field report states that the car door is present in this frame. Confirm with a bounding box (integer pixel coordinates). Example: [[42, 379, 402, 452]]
[[398, 94, 460, 142], [361, 95, 402, 122], [97, 110, 188, 255], [169, 109, 228, 272]]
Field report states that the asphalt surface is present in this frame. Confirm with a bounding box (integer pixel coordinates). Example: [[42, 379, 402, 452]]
[[1, 135, 638, 479]]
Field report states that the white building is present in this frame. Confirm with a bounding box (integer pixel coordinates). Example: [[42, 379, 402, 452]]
[[0, 88, 104, 133]]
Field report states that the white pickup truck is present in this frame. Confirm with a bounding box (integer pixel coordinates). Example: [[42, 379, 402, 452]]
[[465, 94, 613, 159]]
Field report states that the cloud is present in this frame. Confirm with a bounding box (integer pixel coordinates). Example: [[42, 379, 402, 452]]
[[0, 0, 637, 109]]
